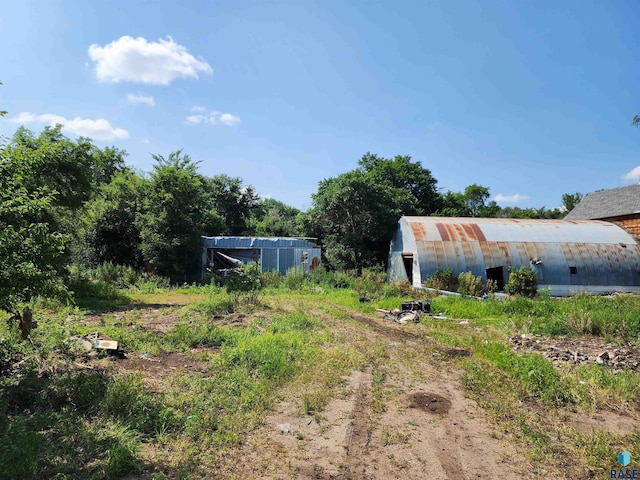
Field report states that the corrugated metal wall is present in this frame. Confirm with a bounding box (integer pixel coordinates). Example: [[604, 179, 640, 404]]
[[388, 217, 640, 295], [201, 236, 321, 278]]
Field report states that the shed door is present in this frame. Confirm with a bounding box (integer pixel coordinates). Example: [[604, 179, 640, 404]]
[[486, 266, 505, 290], [402, 253, 413, 284]]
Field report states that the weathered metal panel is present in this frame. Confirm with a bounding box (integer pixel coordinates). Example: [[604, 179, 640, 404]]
[[388, 217, 640, 295], [277, 248, 295, 274], [261, 249, 278, 272]]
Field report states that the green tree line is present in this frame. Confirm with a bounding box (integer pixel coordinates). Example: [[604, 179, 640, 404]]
[[1, 123, 579, 310]]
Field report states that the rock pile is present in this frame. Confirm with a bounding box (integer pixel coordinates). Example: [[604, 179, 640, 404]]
[[509, 334, 640, 371]]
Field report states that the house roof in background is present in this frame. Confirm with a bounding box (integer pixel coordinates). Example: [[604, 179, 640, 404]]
[[564, 185, 640, 220]]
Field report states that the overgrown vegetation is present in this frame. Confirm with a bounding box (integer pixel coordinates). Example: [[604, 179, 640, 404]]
[[506, 265, 538, 298], [2, 275, 640, 478]]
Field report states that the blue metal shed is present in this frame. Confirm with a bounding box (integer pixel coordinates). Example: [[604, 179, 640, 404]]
[[201, 236, 321, 279], [387, 217, 640, 296]]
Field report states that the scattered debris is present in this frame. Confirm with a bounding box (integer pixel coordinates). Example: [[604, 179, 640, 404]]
[[376, 300, 443, 324], [401, 301, 431, 313], [376, 308, 421, 324], [66, 332, 126, 359], [510, 335, 640, 371]]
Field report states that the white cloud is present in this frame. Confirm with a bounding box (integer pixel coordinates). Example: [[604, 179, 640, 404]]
[[127, 93, 155, 106], [494, 193, 530, 203], [219, 113, 241, 126], [622, 166, 640, 183], [88, 35, 212, 85], [10, 112, 129, 140], [185, 107, 240, 126], [186, 114, 207, 124]]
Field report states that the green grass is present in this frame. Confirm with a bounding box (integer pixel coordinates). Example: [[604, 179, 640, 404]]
[[4, 280, 640, 478], [429, 294, 640, 341]]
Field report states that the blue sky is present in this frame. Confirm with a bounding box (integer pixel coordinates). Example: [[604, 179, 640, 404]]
[[1, 0, 639, 211]]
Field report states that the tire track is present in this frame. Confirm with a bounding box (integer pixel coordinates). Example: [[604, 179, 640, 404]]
[[343, 372, 372, 479]]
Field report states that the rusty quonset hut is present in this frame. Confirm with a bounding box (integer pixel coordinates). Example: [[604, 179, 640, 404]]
[[387, 217, 640, 296]]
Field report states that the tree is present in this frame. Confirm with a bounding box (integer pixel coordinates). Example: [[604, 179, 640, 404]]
[[561, 192, 583, 213], [461, 184, 490, 217], [305, 153, 440, 270], [205, 174, 260, 235], [80, 169, 145, 267], [0, 137, 68, 311], [436, 184, 501, 217], [248, 198, 301, 237], [138, 150, 224, 278]]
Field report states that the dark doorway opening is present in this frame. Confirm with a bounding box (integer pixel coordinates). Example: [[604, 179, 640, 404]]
[[402, 254, 414, 284], [486, 266, 505, 290]]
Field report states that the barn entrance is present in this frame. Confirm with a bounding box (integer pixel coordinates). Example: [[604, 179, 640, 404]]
[[486, 266, 505, 291], [402, 253, 414, 284]]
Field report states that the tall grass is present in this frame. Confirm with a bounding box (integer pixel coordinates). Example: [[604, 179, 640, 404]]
[[430, 294, 640, 341]]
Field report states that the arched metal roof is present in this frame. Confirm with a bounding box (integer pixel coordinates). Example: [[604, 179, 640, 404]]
[[388, 216, 640, 295]]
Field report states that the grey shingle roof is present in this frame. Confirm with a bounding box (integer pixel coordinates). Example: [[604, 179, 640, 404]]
[[565, 184, 640, 220]]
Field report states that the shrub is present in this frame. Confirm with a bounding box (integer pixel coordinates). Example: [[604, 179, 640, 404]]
[[505, 266, 538, 298], [351, 266, 386, 300], [485, 279, 498, 295], [259, 270, 283, 288], [457, 272, 484, 297], [225, 262, 262, 294], [424, 268, 458, 292], [284, 267, 306, 290], [309, 267, 353, 289], [225, 262, 263, 305]]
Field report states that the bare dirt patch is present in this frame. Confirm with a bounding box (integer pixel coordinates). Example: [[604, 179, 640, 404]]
[[120, 351, 208, 377], [225, 303, 533, 479], [407, 392, 452, 414], [442, 348, 471, 359], [572, 409, 638, 435]]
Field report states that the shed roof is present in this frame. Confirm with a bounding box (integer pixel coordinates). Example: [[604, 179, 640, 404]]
[[202, 236, 318, 249], [564, 185, 640, 220], [400, 216, 636, 244]]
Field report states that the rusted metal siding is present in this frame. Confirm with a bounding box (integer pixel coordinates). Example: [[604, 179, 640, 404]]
[[387, 217, 640, 295]]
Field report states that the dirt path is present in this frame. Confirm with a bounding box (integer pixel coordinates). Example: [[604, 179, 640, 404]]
[[228, 302, 532, 479]]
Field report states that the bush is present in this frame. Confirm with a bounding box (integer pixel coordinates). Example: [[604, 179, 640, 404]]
[[225, 262, 263, 305], [225, 262, 262, 294], [457, 272, 484, 297], [93, 262, 139, 288], [259, 270, 283, 288], [284, 267, 306, 290], [354, 267, 387, 300], [424, 268, 458, 292], [309, 267, 353, 289], [505, 266, 538, 298]]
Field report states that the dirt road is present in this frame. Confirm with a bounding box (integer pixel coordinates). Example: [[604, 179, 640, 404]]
[[229, 304, 532, 479]]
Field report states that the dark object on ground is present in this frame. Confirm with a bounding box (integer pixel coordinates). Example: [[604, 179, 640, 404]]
[[401, 301, 431, 313]]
